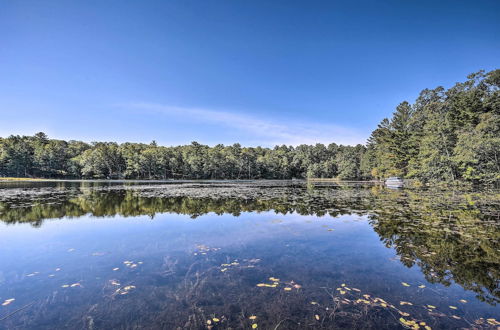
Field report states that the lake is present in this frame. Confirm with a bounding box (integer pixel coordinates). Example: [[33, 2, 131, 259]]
[[0, 181, 499, 329]]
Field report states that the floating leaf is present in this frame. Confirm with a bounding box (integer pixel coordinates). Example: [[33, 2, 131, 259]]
[[252, 324, 258, 329], [486, 318, 500, 326], [212, 317, 220, 322], [284, 287, 292, 291], [61, 284, 69, 288], [449, 306, 457, 310], [314, 314, 320, 321], [401, 282, 410, 287], [399, 311, 410, 317], [418, 285, 426, 289], [249, 315, 257, 320], [427, 305, 436, 309], [310, 301, 318, 305], [459, 299, 467, 303], [1, 299, 15, 306], [113, 268, 119, 271]]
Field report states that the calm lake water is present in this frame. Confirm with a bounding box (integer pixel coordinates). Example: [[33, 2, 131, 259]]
[[0, 181, 499, 329]]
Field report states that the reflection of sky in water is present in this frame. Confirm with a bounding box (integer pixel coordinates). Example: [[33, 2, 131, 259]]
[[1, 211, 498, 328]]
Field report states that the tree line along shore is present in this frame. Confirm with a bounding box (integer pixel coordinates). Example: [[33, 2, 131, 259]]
[[1, 70, 498, 184]]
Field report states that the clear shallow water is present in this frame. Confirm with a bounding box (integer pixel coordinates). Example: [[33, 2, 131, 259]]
[[0, 181, 499, 329]]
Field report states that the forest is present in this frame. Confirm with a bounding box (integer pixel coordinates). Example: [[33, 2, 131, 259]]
[[0, 69, 498, 184]]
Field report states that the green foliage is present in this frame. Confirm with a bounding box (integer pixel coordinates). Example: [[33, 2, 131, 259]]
[[1, 70, 497, 183], [0, 135, 366, 180], [367, 69, 500, 184]]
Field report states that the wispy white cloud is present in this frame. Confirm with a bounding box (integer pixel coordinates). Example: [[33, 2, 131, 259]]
[[118, 102, 367, 146]]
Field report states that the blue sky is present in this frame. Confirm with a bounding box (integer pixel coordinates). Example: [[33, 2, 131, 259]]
[[1, 0, 499, 146]]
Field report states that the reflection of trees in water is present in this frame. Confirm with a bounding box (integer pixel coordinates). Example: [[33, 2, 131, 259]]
[[367, 187, 500, 305], [0, 185, 499, 304]]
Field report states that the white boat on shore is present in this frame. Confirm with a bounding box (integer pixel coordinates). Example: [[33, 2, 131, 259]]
[[385, 176, 404, 187]]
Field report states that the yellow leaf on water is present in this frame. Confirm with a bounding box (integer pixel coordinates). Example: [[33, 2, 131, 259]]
[[284, 287, 292, 291], [451, 315, 461, 320], [70, 283, 81, 287], [206, 320, 212, 325], [340, 290, 346, 295], [221, 268, 228, 272], [314, 314, 320, 321], [401, 282, 410, 287], [449, 306, 457, 310], [341, 283, 346, 287], [418, 285, 426, 288], [459, 299, 467, 303], [310, 301, 318, 305], [61, 284, 69, 288], [252, 324, 258, 329], [249, 315, 257, 320], [427, 305, 436, 309], [486, 318, 500, 325], [1, 299, 15, 306], [424, 326, 432, 330], [399, 311, 410, 317], [256, 283, 266, 287], [212, 318, 220, 322]]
